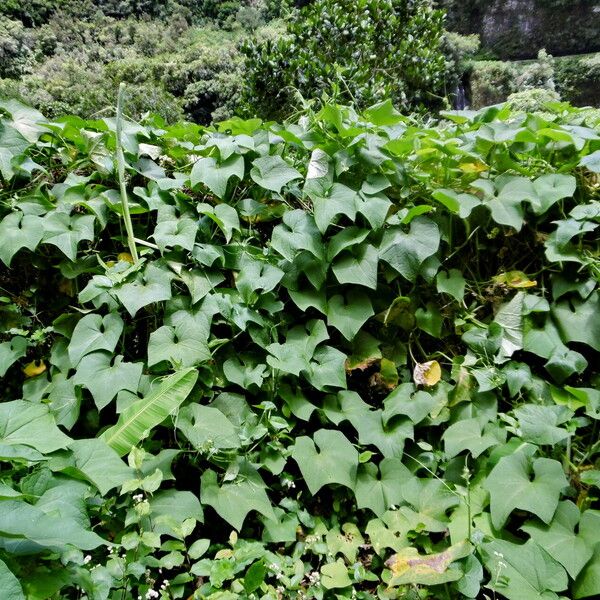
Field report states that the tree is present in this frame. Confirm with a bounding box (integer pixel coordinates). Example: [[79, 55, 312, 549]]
[[241, 0, 447, 119]]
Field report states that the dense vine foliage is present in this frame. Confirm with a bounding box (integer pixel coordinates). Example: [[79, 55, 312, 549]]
[[1, 97, 600, 599]]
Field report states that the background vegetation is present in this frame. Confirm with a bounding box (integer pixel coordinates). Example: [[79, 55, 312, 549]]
[[1, 0, 599, 122]]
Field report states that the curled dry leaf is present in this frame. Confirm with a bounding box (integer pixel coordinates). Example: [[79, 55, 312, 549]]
[[385, 541, 472, 586], [413, 360, 441, 387], [23, 360, 46, 378], [493, 270, 536, 288]]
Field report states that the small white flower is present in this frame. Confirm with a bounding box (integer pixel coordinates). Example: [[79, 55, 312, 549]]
[[83, 555, 92, 564], [307, 571, 321, 585], [133, 493, 144, 503], [145, 590, 159, 600]]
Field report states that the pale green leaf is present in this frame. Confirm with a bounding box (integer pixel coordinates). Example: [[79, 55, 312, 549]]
[[574, 545, 600, 599], [379, 217, 440, 281], [0, 400, 71, 454], [197, 203, 240, 243], [354, 458, 412, 516], [75, 351, 143, 411], [115, 263, 173, 317], [482, 539, 568, 600], [442, 418, 504, 459], [436, 269, 466, 302], [291, 429, 358, 494], [484, 451, 568, 529], [533, 174, 576, 214], [148, 321, 210, 368], [326, 290, 374, 341], [191, 154, 245, 199], [332, 243, 378, 289], [200, 463, 275, 531], [0, 212, 44, 266], [250, 155, 302, 193], [552, 291, 600, 352], [0, 559, 24, 600], [148, 489, 203, 537], [177, 403, 241, 450], [68, 312, 124, 367], [270, 209, 322, 262], [66, 438, 134, 495], [306, 345, 347, 391], [522, 502, 597, 579], [311, 183, 358, 234], [152, 212, 197, 251], [42, 213, 95, 260], [0, 337, 28, 378], [320, 559, 351, 589]]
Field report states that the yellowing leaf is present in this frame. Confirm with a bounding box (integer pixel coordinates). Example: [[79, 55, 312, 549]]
[[413, 360, 441, 387], [23, 360, 46, 377], [459, 161, 488, 173], [117, 252, 134, 264], [58, 278, 74, 296], [386, 541, 472, 586], [493, 271, 536, 288]]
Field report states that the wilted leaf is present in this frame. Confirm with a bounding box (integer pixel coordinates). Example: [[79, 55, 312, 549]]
[[413, 360, 441, 387], [386, 541, 472, 586], [23, 360, 46, 378]]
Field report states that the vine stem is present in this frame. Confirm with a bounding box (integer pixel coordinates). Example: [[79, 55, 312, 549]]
[[116, 83, 139, 263]]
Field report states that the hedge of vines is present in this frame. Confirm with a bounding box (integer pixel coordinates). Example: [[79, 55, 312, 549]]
[[0, 97, 600, 600]]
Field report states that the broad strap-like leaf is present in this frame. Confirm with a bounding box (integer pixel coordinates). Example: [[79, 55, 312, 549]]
[[101, 367, 198, 456]]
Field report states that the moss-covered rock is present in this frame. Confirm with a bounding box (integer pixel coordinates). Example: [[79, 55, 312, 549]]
[[442, 0, 600, 60]]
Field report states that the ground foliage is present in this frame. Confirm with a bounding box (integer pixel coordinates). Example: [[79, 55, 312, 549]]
[[0, 96, 600, 600]]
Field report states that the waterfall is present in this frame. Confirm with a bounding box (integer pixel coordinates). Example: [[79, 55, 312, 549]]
[[453, 82, 468, 110]]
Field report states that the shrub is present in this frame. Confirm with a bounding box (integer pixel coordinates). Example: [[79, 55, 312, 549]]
[[0, 17, 32, 78], [0, 0, 68, 25], [555, 52, 600, 107], [515, 49, 556, 92], [7, 53, 183, 121], [507, 87, 561, 112], [469, 59, 516, 107], [162, 41, 244, 123], [241, 0, 447, 119]]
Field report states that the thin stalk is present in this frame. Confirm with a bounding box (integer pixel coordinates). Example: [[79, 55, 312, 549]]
[[115, 83, 139, 263], [133, 237, 159, 250]]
